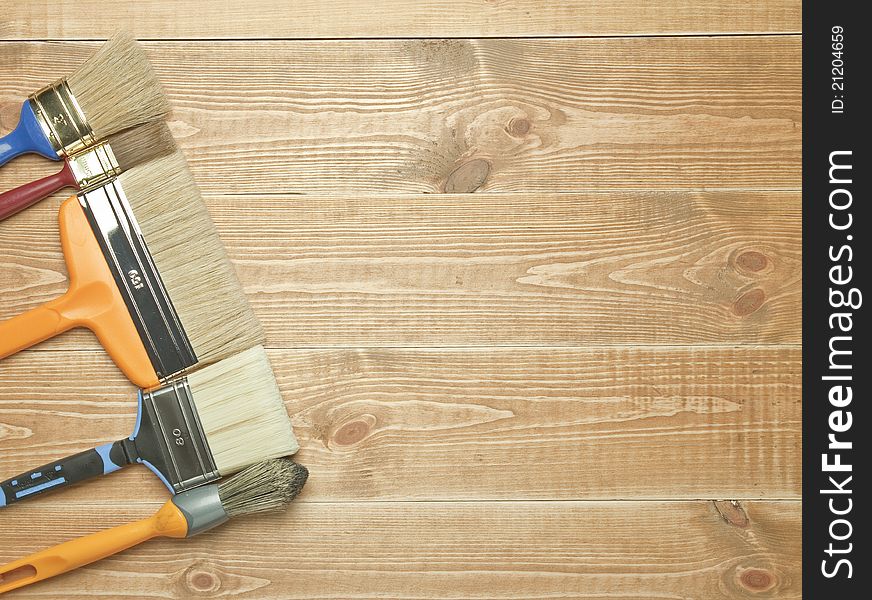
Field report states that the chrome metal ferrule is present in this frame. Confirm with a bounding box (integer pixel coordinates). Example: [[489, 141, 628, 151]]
[[67, 143, 121, 191], [28, 79, 97, 157], [139, 379, 220, 494], [171, 484, 229, 537], [78, 180, 198, 380]]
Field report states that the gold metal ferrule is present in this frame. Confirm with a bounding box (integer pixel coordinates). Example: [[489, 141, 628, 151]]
[[67, 143, 121, 191], [28, 79, 96, 157]]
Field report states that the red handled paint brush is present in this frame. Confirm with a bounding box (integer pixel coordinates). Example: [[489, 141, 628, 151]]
[[0, 121, 177, 221]]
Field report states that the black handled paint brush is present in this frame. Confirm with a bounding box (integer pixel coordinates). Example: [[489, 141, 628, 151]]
[[0, 150, 264, 388], [0, 346, 299, 508], [0, 120, 178, 221], [0, 32, 169, 168], [0, 459, 308, 594]]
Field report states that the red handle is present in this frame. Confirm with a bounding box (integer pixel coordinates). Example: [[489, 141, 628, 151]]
[[0, 161, 78, 220]]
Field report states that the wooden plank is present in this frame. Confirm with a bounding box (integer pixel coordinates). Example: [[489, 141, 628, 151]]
[[0, 346, 801, 501], [0, 37, 801, 194], [0, 501, 801, 599], [0, 191, 801, 347], [0, 1, 800, 39]]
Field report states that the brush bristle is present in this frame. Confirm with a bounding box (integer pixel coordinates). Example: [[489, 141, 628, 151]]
[[66, 32, 170, 138], [106, 120, 177, 171], [187, 346, 299, 475], [218, 459, 308, 518], [117, 150, 264, 364]]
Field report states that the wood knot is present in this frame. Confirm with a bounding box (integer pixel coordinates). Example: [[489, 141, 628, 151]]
[[737, 567, 777, 592], [167, 119, 202, 139], [444, 159, 490, 193], [183, 565, 222, 595], [333, 414, 377, 447], [736, 251, 768, 273], [714, 500, 749, 528], [0, 422, 33, 442], [506, 117, 531, 136], [402, 40, 477, 76], [733, 288, 765, 316]]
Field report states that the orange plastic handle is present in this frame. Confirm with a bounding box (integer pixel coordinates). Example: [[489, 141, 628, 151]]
[[0, 195, 160, 388], [0, 501, 188, 594]]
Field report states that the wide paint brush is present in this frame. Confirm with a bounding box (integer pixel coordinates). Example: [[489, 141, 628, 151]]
[[0, 459, 308, 594], [0, 32, 169, 168], [0, 346, 298, 508], [0, 150, 263, 388], [0, 120, 177, 221]]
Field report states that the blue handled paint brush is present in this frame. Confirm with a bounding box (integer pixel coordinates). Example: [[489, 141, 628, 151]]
[[0, 32, 169, 168], [0, 346, 299, 508]]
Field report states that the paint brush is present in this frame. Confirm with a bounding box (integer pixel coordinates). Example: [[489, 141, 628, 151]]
[[0, 459, 308, 594], [0, 32, 169, 168], [0, 150, 263, 388], [0, 346, 299, 508], [0, 120, 177, 221]]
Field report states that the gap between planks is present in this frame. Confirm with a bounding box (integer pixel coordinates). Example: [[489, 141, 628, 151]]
[[0, 1, 801, 39], [0, 33, 804, 43]]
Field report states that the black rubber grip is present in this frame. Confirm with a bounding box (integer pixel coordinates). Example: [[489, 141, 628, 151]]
[[0, 441, 128, 508]]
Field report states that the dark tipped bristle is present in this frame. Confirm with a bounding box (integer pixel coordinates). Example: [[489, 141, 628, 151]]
[[117, 150, 264, 364], [66, 31, 170, 138], [218, 460, 309, 518], [106, 121, 177, 171]]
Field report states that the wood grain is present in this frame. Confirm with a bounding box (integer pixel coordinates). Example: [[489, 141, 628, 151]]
[[0, 191, 801, 348], [0, 16, 801, 600], [0, 37, 801, 195], [0, 500, 800, 599], [0, 1, 800, 39], [0, 346, 800, 502]]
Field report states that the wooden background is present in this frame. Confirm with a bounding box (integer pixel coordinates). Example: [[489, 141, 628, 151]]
[[0, 2, 801, 599]]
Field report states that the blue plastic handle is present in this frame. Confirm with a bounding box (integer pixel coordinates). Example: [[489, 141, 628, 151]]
[[0, 101, 60, 167]]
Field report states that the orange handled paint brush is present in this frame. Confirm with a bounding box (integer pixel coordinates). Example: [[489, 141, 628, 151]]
[[0, 151, 263, 388], [0, 460, 308, 595]]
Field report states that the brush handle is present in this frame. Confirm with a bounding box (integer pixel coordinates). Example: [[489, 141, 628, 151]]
[[0, 291, 81, 360], [0, 502, 188, 594], [0, 442, 129, 509], [0, 161, 78, 220], [0, 197, 116, 359], [0, 196, 162, 388], [0, 102, 59, 167]]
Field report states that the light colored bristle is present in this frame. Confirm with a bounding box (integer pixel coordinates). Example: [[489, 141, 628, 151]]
[[118, 150, 264, 364], [218, 459, 309, 518], [66, 32, 170, 137], [187, 346, 299, 475], [106, 120, 177, 171]]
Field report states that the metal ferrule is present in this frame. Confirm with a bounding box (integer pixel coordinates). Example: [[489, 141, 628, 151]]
[[78, 180, 198, 380], [68, 143, 121, 191], [28, 79, 96, 157], [137, 379, 220, 494], [171, 484, 229, 537]]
